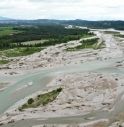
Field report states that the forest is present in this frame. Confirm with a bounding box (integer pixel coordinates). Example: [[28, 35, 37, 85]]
[[0, 25, 93, 49], [1, 19, 124, 30]]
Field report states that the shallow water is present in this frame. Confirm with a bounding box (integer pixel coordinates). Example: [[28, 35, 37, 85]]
[[0, 58, 119, 114], [0, 57, 124, 127]]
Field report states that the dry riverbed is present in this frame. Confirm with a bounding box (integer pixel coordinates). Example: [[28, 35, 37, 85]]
[[0, 71, 124, 127], [0, 36, 102, 76], [0, 31, 122, 77], [0, 31, 123, 77], [0, 30, 124, 127]]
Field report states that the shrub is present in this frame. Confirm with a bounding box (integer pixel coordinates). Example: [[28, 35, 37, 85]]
[[57, 88, 62, 92], [28, 98, 34, 104]]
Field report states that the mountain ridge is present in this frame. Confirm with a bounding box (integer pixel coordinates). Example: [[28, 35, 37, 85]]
[[0, 17, 124, 30]]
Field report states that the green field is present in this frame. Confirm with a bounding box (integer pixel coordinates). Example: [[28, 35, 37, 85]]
[[0, 60, 9, 64], [0, 27, 21, 37], [0, 47, 43, 57]]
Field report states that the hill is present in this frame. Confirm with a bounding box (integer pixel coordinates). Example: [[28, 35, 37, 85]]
[[0, 18, 124, 30]]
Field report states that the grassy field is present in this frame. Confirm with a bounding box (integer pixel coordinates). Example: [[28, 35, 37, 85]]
[[0, 27, 21, 37], [0, 47, 43, 57], [19, 88, 62, 111], [0, 60, 9, 64]]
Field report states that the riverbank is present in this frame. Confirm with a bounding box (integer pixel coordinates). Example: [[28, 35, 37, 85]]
[[0, 71, 124, 126], [0, 30, 122, 77], [0, 29, 124, 127]]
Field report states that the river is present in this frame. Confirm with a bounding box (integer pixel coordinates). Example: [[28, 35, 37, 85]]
[[1, 31, 124, 127]]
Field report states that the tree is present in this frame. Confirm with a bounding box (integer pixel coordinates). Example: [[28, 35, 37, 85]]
[[28, 98, 34, 104]]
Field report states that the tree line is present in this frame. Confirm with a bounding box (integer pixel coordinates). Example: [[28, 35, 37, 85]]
[[0, 25, 93, 49]]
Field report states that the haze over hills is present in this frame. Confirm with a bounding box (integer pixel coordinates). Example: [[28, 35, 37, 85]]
[[0, 16, 124, 30], [0, 16, 13, 20]]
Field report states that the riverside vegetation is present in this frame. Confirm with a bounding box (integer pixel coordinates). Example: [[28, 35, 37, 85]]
[[19, 88, 62, 111], [0, 25, 94, 58], [0, 25, 93, 49], [66, 38, 104, 51]]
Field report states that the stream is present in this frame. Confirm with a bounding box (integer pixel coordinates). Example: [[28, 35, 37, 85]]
[[0, 57, 124, 127], [1, 31, 124, 127]]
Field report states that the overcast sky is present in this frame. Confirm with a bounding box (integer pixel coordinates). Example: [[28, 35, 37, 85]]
[[0, 0, 124, 20]]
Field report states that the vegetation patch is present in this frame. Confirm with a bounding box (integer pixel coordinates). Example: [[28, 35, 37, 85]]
[[0, 25, 93, 50], [66, 38, 102, 51], [0, 27, 21, 37], [40, 34, 94, 47], [22, 40, 48, 45], [19, 88, 62, 111], [103, 31, 120, 35], [0, 60, 9, 64], [0, 25, 95, 58], [0, 47, 42, 57], [114, 33, 124, 38]]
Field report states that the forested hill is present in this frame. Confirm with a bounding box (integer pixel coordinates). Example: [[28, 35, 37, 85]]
[[62, 20, 124, 30], [0, 19, 124, 30]]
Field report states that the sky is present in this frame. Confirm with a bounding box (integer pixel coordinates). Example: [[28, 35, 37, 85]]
[[0, 0, 124, 20]]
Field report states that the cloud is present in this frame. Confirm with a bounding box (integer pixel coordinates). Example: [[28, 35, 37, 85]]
[[29, 0, 81, 3], [0, 0, 123, 20]]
